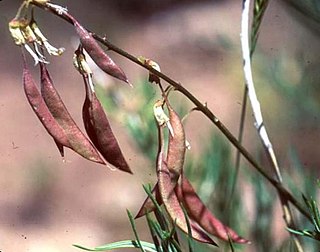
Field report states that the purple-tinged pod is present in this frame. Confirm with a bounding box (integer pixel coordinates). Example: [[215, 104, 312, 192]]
[[136, 100, 186, 218], [82, 76, 132, 173], [178, 176, 250, 244], [39, 62, 105, 164], [70, 17, 129, 84], [22, 60, 70, 153], [156, 125, 216, 246], [166, 100, 186, 183], [135, 182, 162, 219]]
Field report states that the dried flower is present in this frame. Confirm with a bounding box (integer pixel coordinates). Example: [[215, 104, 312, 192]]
[[31, 19, 65, 56]]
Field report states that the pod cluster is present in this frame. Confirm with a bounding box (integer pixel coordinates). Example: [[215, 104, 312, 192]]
[[10, 1, 250, 247], [136, 98, 250, 246], [9, 4, 132, 173]]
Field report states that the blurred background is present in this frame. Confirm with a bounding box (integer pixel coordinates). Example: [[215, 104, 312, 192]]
[[1, 0, 320, 251]]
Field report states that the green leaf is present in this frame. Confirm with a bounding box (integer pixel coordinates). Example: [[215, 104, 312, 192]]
[[250, 0, 269, 55], [127, 209, 145, 252], [73, 240, 158, 252], [143, 184, 169, 231], [146, 212, 162, 252], [310, 200, 320, 233], [286, 228, 314, 239], [181, 205, 194, 252]]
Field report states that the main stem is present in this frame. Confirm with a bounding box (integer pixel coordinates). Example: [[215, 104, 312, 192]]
[[31, 1, 311, 222]]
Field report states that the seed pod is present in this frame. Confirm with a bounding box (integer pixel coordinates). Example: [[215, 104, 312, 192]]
[[166, 100, 186, 183], [39, 62, 105, 164], [179, 176, 250, 244], [156, 124, 216, 246], [136, 100, 186, 218], [135, 182, 162, 219], [82, 75, 132, 173], [70, 17, 129, 84], [22, 58, 70, 152]]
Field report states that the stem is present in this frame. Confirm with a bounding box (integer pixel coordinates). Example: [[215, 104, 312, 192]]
[[30, 1, 311, 222], [227, 85, 248, 210], [241, 0, 282, 183], [14, 1, 28, 20], [241, 0, 302, 250]]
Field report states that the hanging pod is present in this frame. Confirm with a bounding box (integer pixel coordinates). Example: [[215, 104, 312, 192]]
[[178, 176, 250, 244], [22, 54, 70, 153], [39, 62, 105, 164], [82, 74, 132, 173], [66, 13, 129, 84], [156, 123, 216, 246], [166, 100, 186, 183], [135, 99, 186, 218]]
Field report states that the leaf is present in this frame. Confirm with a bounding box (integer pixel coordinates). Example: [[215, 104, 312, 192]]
[[82, 75, 132, 173], [156, 124, 216, 246], [145, 213, 162, 252], [127, 209, 146, 252], [39, 62, 105, 164], [250, 0, 269, 54], [73, 240, 158, 252], [181, 205, 194, 252], [178, 176, 250, 244]]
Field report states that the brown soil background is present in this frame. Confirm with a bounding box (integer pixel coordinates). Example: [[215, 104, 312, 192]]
[[1, 0, 320, 251]]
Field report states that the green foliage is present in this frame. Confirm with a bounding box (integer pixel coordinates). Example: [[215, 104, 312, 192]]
[[73, 241, 158, 252], [287, 196, 320, 241], [250, 172, 275, 251], [251, 0, 269, 54]]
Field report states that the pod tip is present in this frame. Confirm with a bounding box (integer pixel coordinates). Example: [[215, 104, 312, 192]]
[[125, 79, 133, 88]]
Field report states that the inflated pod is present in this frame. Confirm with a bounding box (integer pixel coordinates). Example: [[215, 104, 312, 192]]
[[69, 16, 129, 84], [178, 176, 250, 244], [136, 100, 186, 218], [23, 61, 70, 152], [156, 124, 216, 246], [82, 75, 132, 173], [166, 100, 185, 183], [39, 62, 105, 164]]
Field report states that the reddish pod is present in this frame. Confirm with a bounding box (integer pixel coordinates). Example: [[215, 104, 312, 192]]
[[22, 57, 70, 152], [39, 62, 105, 164], [68, 14, 129, 84], [178, 176, 250, 244], [156, 125, 216, 246], [136, 100, 186, 218], [166, 100, 186, 183], [135, 182, 161, 218], [82, 75, 132, 173]]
